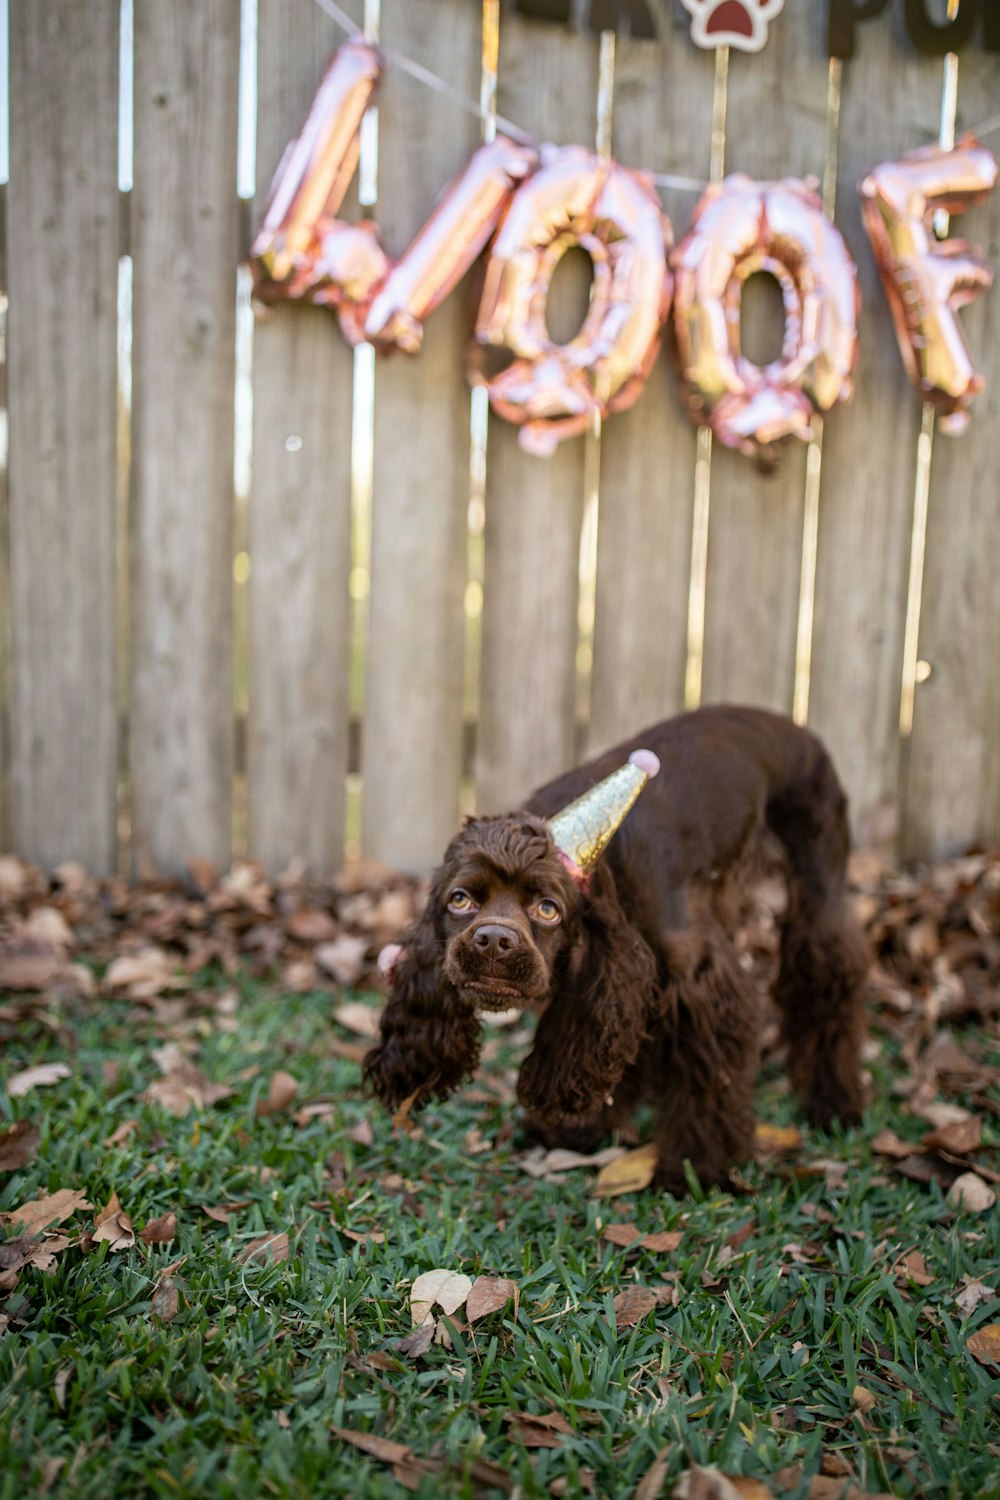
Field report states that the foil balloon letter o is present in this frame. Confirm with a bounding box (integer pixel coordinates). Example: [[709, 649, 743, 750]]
[[672, 174, 860, 457], [472, 145, 674, 457]]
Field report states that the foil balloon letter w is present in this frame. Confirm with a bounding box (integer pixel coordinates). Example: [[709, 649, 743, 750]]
[[860, 135, 999, 434]]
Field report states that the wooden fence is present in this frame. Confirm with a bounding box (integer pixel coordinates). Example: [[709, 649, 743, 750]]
[[1, 0, 998, 879]]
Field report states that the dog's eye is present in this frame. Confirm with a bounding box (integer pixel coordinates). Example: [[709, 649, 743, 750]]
[[532, 898, 562, 924], [447, 889, 477, 914]]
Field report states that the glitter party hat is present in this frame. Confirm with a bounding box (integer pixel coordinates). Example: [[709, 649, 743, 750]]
[[548, 749, 660, 880]]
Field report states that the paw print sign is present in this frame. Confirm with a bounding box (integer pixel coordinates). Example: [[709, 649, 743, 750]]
[[681, 0, 785, 53]]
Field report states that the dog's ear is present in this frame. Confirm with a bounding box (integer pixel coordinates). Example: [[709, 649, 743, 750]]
[[362, 877, 482, 1111], [517, 860, 656, 1123]]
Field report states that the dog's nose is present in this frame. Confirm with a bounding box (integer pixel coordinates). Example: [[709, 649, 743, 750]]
[[471, 923, 521, 957]]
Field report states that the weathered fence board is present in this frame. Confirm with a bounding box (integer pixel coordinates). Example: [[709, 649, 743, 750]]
[[587, 2, 714, 756], [904, 51, 1000, 859], [247, 0, 361, 876], [361, 0, 481, 870], [6, 0, 120, 873], [808, 14, 943, 843], [700, 3, 829, 714], [130, 0, 241, 876], [476, 15, 600, 815]]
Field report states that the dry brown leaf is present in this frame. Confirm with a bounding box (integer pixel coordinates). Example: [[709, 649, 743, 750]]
[[0, 1231, 71, 1278], [240, 1231, 290, 1265], [966, 1323, 1000, 1369], [594, 1142, 659, 1196], [410, 1269, 472, 1325], [643, 1229, 685, 1254], [892, 1249, 934, 1287], [395, 1321, 435, 1359], [852, 1385, 877, 1414], [921, 1116, 982, 1155], [0, 937, 77, 992], [634, 1447, 672, 1500], [603, 1222, 643, 1247], [285, 908, 338, 944], [946, 1172, 996, 1214], [143, 1063, 234, 1117], [332, 1425, 412, 1465], [102, 1118, 141, 1148], [104, 947, 187, 1000], [0, 1120, 40, 1172], [613, 1285, 657, 1331], [316, 934, 369, 986], [254, 1070, 299, 1118], [8, 1063, 71, 1098], [754, 1123, 802, 1154], [150, 1275, 180, 1322], [2, 1187, 93, 1236], [141, 1211, 177, 1246], [870, 1129, 916, 1159], [348, 1118, 374, 1147], [466, 1274, 519, 1324], [955, 1277, 995, 1317], [504, 1409, 571, 1448], [23, 907, 73, 949], [674, 1467, 770, 1499], [92, 1192, 136, 1253], [333, 1000, 382, 1039]]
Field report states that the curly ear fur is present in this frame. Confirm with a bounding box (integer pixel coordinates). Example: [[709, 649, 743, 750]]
[[362, 889, 482, 1110], [516, 860, 656, 1124]]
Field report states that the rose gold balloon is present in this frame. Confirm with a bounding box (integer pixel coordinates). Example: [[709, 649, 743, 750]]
[[861, 135, 998, 435], [364, 135, 539, 353], [472, 145, 674, 456], [249, 38, 389, 343], [672, 173, 860, 457]]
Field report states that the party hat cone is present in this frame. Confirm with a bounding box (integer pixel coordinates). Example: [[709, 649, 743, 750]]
[[549, 749, 660, 881]]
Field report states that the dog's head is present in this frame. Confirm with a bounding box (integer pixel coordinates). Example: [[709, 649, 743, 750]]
[[434, 815, 582, 1012]]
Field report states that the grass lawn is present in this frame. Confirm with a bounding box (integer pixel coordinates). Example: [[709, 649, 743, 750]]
[[2, 967, 1000, 1499]]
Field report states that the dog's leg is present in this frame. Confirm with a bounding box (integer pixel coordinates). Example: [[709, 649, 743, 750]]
[[768, 761, 869, 1130], [773, 912, 868, 1129], [651, 933, 761, 1194]]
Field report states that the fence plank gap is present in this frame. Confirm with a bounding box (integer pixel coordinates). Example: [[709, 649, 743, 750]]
[[6, 0, 120, 871]]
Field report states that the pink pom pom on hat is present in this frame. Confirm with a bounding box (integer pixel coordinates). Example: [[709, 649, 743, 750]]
[[549, 747, 659, 880]]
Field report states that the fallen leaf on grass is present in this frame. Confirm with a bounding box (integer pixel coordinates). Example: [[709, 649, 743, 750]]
[[1, 1187, 92, 1236], [594, 1142, 659, 1196], [333, 1000, 382, 1039], [103, 1118, 141, 1148], [7, 1063, 71, 1098], [504, 1409, 572, 1448], [921, 1116, 982, 1155], [520, 1144, 626, 1179], [603, 1222, 643, 1247], [852, 1385, 877, 1414], [395, 1321, 435, 1358], [254, 1070, 299, 1117], [140, 1211, 177, 1246], [613, 1285, 657, 1330], [150, 1276, 180, 1322], [966, 1324, 1000, 1370], [602, 1222, 683, 1253], [410, 1269, 473, 1325], [0, 1120, 39, 1171], [466, 1274, 519, 1323], [0, 1232, 72, 1279], [946, 1172, 996, 1213], [143, 1063, 234, 1117], [755, 1123, 802, 1154], [104, 947, 188, 1000], [892, 1249, 934, 1287], [316, 934, 368, 986], [331, 1425, 511, 1496], [348, 1118, 374, 1147], [674, 1466, 771, 1499], [634, 1447, 672, 1500], [955, 1277, 996, 1317], [239, 1231, 290, 1265], [92, 1193, 136, 1253], [871, 1129, 916, 1159]]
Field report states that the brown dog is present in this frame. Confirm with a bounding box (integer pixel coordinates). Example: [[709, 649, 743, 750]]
[[363, 705, 869, 1191]]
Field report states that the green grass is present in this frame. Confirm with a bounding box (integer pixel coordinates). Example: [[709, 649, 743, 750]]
[[1, 979, 999, 1500]]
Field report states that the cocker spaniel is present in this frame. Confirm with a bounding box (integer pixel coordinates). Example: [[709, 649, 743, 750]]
[[363, 705, 869, 1191]]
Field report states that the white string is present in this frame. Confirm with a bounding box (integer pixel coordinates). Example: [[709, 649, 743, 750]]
[[310, 0, 1000, 191]]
